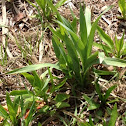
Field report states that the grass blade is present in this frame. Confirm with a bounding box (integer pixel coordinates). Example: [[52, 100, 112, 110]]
[[55, 20, 85, 69], [85, 52, 99, 73], [97, 26, 114, 49], [52, 35, 68, 69], [55, 0, 67, 8], [25, 100, 35, 126], [80, 5, 87, 46], [64, 34, 82, 80], [108, 103, 118, 126], [95, 79, 102, 101], [83, 94, 100, 111], [104, 85, 116, 101], [85, 6, 91, 36], [0, 104, 8, 119], [10, 90, 32, 96], [102, 57, 126, 67], [87, 6, 112, 57], [6, 63, 60, 74], [93, 42, 111, 53]]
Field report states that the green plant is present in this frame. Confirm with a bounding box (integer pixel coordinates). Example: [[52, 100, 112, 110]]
[[36, 0, 67, 20], [94, 26, 126, 59], [77, 103, 118, 126], [83, 79, 117, 111], [6, 63, 70, 125], [7, 63, 66, 100], [94, 78, 117, 106], [122, 112, 126, 125], [7, 4, 126, 85], [0, 92, 36, 126], [50, 6, 109, 87], [50, 4, 126, 88], [118, 0, 126, 20], [26, 0, 66, 22]]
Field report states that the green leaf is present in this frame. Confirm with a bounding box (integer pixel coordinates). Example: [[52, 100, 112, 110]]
[[89, 115, 94, 126], [54, 20, 85, 66], [46, 0, 60, 17], [52, 35, 68, 69], [13, 96, 20, 112], [94, 69, 116, 75], [54, 78, 67, 91], [49, 27, 64, 40], [6, 92, 16, 124], [87, 5, 113, 57], [97, 26, 114, 49], [38, 105, 50, 113], [6, 92, 14, 111], [117, 32, 124, 58], [108, 103, 118, 126], [85, 7, 91, 36], [83, 94, 100, 111], [21, 73, 34, 86], [6, 63, 60, 74], [26, 0, 36, 8], [41, 78, 50, 92], [63, 34, 81, 80], [10, 90, 32, 96], [25, 100, 35, 126], [95, 79, 102, 101], [38, 122, 41, 126], [32, 71, 43, 88], [55, 102, 70, 109], [80, 5, 87, 46], [98, 52, 105, 64], [0, 104, 8, 119], [93, 42, 111, 53], [71, 17, 77, 33], [115, 35, 119, 53], [55, 0, 67, 8], [36, 0, 46, 12], [84, 51, 99, 74], [46, 0, 64, 34], [102, 57, 126, 67], [118, 0, 126, 19], [78, 122, 91, 126], [54, 94, 70, 102], [20, 96, 25, 118], [104, 85, 116, 101]]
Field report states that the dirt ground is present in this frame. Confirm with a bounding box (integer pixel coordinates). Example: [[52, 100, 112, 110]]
[[0, 0, 126, 125]]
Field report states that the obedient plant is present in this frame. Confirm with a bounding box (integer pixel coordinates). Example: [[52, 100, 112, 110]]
[[50, 5, 113, 87]]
